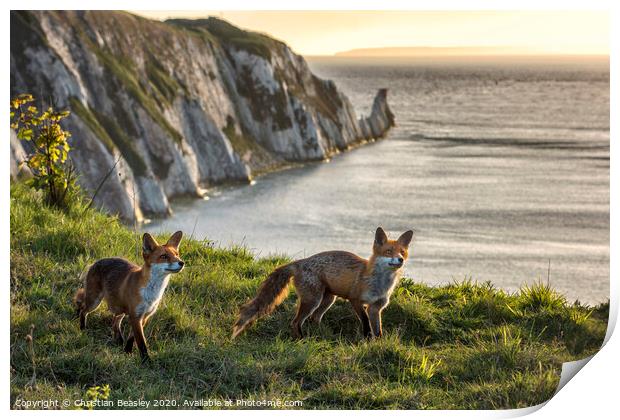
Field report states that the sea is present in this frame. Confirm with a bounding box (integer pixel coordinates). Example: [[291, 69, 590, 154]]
[[148, 56, 610, 305]]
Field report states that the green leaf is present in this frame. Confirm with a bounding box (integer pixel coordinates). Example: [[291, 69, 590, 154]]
[[17, 128, 33, 141]]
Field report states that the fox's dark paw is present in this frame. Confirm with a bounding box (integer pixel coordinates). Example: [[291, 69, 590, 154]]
[[290, 326, 304, 340], [113, 335, 124, 347], [124, 338, 135, 354], [140, 354, 152, 365]]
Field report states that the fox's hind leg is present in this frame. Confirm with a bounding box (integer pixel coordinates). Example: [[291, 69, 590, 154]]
[[112, 314, 125, 346], [291, 274, 324, 338], [79, 286, 103, 330], [311, 291, 336, 324], [291, 296, 323, 339], [73, 265, 92, 319]]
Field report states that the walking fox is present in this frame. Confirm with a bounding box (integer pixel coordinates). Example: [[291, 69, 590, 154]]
[[232, 227, 413, 339], [74, 231, 184, 362]]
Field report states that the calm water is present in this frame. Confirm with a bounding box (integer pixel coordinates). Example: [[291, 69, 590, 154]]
[[149, 56, 609, 304]]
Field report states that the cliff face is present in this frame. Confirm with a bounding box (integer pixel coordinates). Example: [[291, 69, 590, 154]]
[[10, 11, 394, 221]]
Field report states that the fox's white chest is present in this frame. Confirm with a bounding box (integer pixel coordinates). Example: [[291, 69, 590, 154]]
[[362, 257, 402, 304], [136, 264, 171, 317]]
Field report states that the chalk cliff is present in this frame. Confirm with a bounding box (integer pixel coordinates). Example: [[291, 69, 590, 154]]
[[10, 11, 394, 220]]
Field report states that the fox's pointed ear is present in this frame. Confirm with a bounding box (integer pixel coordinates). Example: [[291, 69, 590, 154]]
[[398, 230, 414, 248], [166, 231, 183, 249], [142, 233, 159, 255], [375, 227, 388, 246]]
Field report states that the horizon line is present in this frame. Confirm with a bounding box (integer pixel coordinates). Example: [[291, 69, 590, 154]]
[[306, 53, 610, 58], [330, 46, 609, 57]]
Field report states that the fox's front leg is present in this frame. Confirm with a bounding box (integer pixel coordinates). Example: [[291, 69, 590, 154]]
[[367, 299, 388, 338], [350, 300, 372, 338], [124, 316, 150, 355], [124, 334, 135, 353], [127, 316, 150, 363]]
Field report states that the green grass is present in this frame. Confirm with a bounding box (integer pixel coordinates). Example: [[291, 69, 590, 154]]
[[10, 183, 608, 409]]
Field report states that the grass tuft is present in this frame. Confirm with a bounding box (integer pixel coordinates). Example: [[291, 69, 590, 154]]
[[518, 282, 567, 311]]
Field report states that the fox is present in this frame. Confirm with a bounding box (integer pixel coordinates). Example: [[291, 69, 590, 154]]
[[232, 227, 413, 339], [73, 231, 184, 362]]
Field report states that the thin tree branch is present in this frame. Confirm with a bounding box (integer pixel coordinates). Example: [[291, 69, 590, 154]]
[[82, 155, 122, 215]]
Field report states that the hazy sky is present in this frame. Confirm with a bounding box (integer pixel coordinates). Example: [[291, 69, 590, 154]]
[[133, 10, 609, 56]]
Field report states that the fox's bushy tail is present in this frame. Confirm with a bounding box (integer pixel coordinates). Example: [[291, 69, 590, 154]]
[[73, 265, 91, 315], [232, 263, 295, 338]]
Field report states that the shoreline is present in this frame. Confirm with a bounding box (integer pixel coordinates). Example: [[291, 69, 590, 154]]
[[142, 134, 387, 224]]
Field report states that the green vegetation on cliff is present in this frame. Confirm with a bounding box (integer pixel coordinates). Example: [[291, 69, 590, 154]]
[[168, 17, 276, 60], [10, 183, 607, 409], [69, 98, 148, 177], [87, 44, 184, 145]]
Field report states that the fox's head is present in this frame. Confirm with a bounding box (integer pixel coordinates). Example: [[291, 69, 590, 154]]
[[142, 231, 185, 274], [372, 227, 414, 270]]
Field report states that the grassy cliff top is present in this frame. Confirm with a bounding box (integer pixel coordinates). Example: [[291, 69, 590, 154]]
[[10, 183, 607, 409], [166, 16, 279, 60]]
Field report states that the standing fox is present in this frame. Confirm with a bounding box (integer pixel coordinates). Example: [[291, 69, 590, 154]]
[[232, 227, 413, 339], [74, 231, 184, 362]]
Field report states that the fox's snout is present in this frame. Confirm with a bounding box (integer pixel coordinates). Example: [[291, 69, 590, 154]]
[[388, 256, 404, 268], [166, 260, 185, 273]]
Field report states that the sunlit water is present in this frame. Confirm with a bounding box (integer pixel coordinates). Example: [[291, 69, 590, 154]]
[[148, 57, 609, 304]]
